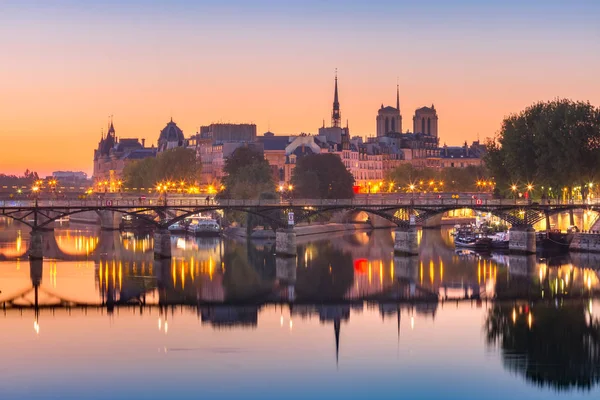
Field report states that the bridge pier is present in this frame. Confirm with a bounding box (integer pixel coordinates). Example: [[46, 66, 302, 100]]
[[275, 228, 297, 257], [153, 229, 172, 259], [509, 226, 536, 254], [394, 227, 419, 255], [99, 210, 121, 230], [276, 256, 297, 301], [28, 230, 44, 260]]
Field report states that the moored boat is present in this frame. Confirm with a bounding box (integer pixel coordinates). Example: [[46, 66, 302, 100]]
[[187, 218, 221, 237], [489, 231, 509, 249], [167, 220, 187, 234], [454, 226, 492, 250]]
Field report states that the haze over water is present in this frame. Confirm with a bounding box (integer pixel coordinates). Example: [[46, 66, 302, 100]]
[[1, 220, 599, 399]]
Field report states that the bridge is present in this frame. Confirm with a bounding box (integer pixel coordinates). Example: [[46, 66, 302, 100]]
[[2, 197, 599, 258]]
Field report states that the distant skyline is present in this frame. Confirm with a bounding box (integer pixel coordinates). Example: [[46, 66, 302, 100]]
[[1, 0, 599, 176]]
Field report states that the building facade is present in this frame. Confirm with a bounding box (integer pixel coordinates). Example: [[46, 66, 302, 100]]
[[199, 123, 257, 143], [93, 120, 157, 187]]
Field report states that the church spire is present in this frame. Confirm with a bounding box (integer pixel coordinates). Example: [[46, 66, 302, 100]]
[[334, 318, 341, 367], [107, 115, 115, 137], [396, 83, 400, 111], [332, 69, 341, 128]]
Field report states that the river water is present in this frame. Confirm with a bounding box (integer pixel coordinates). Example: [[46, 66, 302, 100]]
[[0, 221, 599, 399]]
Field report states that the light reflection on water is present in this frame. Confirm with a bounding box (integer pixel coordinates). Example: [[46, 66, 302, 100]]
[[0, 223, 599, 399]]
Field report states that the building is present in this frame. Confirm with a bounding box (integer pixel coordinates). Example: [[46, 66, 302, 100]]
[[199, 123, 256, 143], [52, 171, 88, 181], [439, 142, 485, 168], [258, 133, 293, 183], [157, 118, 185, 152], [376, 85, 402, 137], [93, 120, 156, 185], [413, 105, 439, 137]]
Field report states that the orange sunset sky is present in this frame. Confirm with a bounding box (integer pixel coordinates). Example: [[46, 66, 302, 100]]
[[1, 1, 599, 176]]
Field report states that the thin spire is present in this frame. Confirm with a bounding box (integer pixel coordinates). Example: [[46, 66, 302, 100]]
[[107, 115, 115, 136], [396, 80, 400, 111], [334, 318, 340, 367], [332, 69, 341, 128]]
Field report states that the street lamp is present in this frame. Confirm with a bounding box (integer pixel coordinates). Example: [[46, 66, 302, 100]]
[[511, 184, 517, 199]]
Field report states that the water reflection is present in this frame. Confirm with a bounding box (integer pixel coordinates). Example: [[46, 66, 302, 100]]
[[486, 301, 600, 391], [2, 224, 600, 397]]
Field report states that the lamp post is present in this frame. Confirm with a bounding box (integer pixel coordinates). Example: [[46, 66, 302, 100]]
[[511, 184, 517, 200]]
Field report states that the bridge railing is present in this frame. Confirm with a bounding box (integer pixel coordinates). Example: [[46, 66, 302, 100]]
[[1, 198, 600, 208]]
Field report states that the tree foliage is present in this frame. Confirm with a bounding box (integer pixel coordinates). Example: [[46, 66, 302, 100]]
[[291, 153, 355, 199], [485, 99, 600, 196], [123, 148, 201, 188], [217, 147, 275, 200], [385, 164, 490, 192]]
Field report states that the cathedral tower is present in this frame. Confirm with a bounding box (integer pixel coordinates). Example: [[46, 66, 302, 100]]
[[376, 84, 402, 136]]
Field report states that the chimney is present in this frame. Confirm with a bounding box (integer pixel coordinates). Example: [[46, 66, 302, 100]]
[[141, 138, 146, 147]]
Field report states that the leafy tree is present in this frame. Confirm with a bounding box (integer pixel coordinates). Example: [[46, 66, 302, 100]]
[[123, 148, 201, 188], [217, 147, 275, 200], [441, 165, 489, 192], [291, 153, 354, 199], [216, 147, 275, 229], [155, 147, 201, 183], [385, 164, 490, 192], [485, 99, 600, 197]]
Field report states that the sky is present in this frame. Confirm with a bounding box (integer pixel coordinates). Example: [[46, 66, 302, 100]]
[[1, 0, 599, 176]]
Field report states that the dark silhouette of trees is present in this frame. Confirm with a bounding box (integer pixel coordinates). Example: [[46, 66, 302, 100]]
[[0, 170, 40, 187], [291, 153, 354, 199], [485, 99, 600, 196]]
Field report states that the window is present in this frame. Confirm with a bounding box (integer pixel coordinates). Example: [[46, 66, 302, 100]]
[[427, 118, 431, 135], [421, 117, 425, 133]]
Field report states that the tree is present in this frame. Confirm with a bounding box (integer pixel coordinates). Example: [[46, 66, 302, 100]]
[[385, 164, 490, 193], [485, 99, 600, 198], [291, 153, 354, 199], [217, 147, 274, 200], [123, 147, 201, 188]]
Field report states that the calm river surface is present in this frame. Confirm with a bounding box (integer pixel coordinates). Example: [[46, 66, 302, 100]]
[[1, 220, 599, 399]]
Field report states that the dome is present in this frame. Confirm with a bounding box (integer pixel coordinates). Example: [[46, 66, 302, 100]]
[[159, 119, 184, 143], [157, 118, 185, 151]]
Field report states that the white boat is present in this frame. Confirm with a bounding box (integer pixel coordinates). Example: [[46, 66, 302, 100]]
[[488, 231, 509, 249], [167, 221, 187, 234], [187, 218, 221, 237]]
